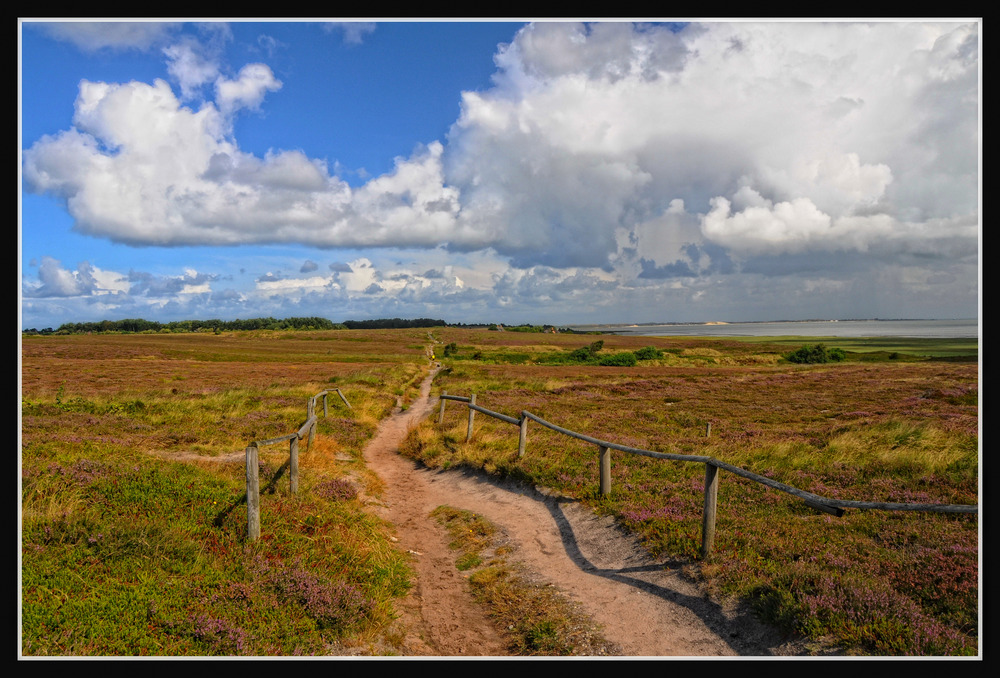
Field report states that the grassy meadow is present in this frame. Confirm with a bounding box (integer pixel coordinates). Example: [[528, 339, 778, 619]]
[[20, 329, 433, 656], [404, 328, 979, 656], [20, 327, 979, 656]]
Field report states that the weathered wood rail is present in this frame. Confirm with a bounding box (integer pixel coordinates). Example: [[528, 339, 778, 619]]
[[437, 392, 979, 558], [245, 388, 352, 541]]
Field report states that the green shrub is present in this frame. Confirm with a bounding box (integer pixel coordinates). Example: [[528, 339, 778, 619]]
[[634, 346, 663, 361], [785, 344, 846, 364], [598, 352, 637, 367], [568, 340, 605, 363]]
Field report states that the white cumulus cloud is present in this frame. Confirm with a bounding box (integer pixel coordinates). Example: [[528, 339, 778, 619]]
[[164, 37, 221, 99], [33, 21, 181, 52], [215, 63, 282, 115], [22, 21, 978, 299]]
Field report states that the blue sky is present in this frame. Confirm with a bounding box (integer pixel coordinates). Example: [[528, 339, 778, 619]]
[[19, 20, 980, 330]]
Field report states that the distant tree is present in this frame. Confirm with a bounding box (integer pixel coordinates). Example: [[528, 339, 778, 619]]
[[46, 316, 342, 335], [343, 318, 446, 330]]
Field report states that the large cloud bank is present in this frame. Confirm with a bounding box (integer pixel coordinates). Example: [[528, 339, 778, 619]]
[[22, 21, 979, 324]]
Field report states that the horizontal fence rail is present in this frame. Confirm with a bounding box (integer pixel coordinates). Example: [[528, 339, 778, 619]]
[[244, 388, 352, 541], [437, 392, 978, 558], [470, 402, 521, 426]]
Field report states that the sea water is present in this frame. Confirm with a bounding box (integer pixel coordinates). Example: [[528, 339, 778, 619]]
[[569, 318, 979, 339]]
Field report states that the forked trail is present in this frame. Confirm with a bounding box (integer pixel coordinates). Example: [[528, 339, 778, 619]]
[[362, 368, 824, 657]]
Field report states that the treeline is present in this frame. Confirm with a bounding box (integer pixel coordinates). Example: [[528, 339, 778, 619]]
[[23, 317, 343, 335], [341, 318, 446, 330], [22, 316, 580, 335]]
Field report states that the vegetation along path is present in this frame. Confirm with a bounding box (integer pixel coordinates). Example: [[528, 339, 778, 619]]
[[363, 368, 826, 657]]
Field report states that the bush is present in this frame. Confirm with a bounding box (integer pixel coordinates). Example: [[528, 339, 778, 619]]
[[598, 352, 637, 367], [785, 344, 847, 364], [634, 346, 663, 361], [568, 340, 606, 363]]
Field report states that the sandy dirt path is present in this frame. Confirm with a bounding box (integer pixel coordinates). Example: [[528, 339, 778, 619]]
[[362, 368, 822, 657]]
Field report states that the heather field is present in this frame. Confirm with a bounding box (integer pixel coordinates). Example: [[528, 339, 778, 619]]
[[20, 327, 979, 656], [20, 329, 432, 656], [404, 328, 979, 656]]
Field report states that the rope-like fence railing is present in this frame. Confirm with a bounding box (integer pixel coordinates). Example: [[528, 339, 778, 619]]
[[244, 388, 352, 540], [437, 392, 978, 558]]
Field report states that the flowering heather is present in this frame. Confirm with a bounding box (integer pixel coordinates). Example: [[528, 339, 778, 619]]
[[265, 566, 374, 632], [21, 330, 424, 656], [167, 613, 249, 655], [797, 576, 974, 655], [44, 459, 114, 485], [314, 478, 358, 502], [21, 329, 977, 656], [620, 496, 690, 523], [419, 328, 979, 655], [324, 416, 375, 454]]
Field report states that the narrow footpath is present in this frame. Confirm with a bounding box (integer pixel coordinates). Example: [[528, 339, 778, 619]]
[[362, 368, 823, 657]]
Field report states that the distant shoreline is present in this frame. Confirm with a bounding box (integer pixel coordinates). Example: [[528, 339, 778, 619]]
[[571, 318, 975, 329], [566, 318, 978, 340]]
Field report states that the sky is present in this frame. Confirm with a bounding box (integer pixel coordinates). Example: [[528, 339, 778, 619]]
[[19, 19, 981, 330]]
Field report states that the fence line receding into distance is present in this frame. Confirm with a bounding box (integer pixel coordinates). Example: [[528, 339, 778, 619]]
[[437, 392, 978, 559], [244, 388, 351, 541]]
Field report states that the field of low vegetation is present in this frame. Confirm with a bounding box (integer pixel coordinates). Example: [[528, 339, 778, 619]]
[[20, 329, 433, 656], [404, 328, 979, 656], [20, 326, 979, 656]]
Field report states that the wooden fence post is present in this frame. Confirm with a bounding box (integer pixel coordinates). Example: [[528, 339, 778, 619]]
[[599, 445, 611, 496], [518, 412, 528, 458], [323, 393, 328, 418], [701, 462, 719, 559], [305, 396, 316, 451], [289, 436, 299, 495], [466, 394, 476, 442], [337, 388, 352, 410], [706, 422, 712, 437], [246, 445, 260, 541], [439, 391, 448, 424]]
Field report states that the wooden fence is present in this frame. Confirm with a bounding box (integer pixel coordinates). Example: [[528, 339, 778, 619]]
[[244, 388, 351, 540], [437, 392, 979, 558]]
